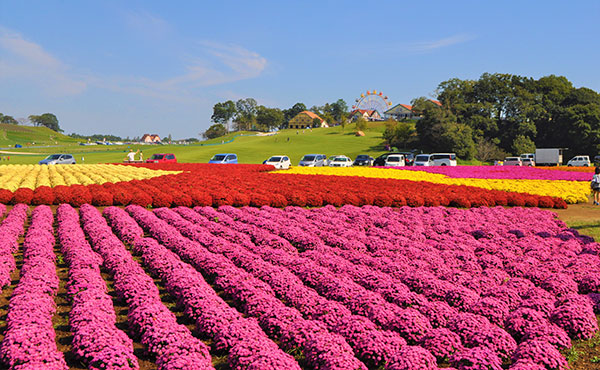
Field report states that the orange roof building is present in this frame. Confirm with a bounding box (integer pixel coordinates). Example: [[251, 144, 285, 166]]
[[288, 111, 328, 129]]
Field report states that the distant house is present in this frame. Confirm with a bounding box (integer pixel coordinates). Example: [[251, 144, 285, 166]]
[[385, 100, 442, 120], [141, 134, 161, 143], [289, 111, 328, 129], [349, 109, 382, 122]]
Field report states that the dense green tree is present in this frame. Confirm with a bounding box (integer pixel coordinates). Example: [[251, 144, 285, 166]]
[[383, 120, 416, 150], [202, 123, 228, 139], [0, 114, 18, 124], [511, 135, 536, 155], [234, 98, 257, 131], [283, 103, 307, 124], [256, 106, 284, 131], [211, 100, 236, 131], [312, 117, 322, 128], [29, 113, 61, 132]]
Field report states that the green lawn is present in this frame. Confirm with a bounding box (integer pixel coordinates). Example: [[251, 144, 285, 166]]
[[0, 123, 393, 165], [0, 124, 78, 147]]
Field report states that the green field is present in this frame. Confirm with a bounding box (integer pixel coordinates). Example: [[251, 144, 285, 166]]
[[0, 123, 400, 165]]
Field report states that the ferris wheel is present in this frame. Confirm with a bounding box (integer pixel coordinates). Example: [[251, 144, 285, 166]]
[[352, 90, 392, 115]]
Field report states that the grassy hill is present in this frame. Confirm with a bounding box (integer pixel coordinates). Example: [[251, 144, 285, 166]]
[[1, 123, 393, 164], [0, 124, 78, 147]]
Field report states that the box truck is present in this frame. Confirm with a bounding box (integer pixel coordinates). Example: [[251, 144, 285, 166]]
[[535, 148, 563, 166]]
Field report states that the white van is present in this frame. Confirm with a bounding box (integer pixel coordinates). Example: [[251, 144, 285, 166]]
[[567, 156, 591, 167], [414, 154, 434, 166], [431, 153, 457, 166], [384, 154, 405, 167]]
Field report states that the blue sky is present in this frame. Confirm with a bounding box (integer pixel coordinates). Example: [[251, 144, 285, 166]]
[[0, 1, 598, 139]]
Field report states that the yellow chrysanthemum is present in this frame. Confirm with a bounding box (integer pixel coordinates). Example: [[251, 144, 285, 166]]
[[277, 167, 589, 204]]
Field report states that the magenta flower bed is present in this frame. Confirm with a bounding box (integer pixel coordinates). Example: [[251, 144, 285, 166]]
[[399, 165, 592, 181], [1, 203, 598, 369]]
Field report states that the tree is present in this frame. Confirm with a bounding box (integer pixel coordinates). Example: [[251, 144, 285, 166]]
[[355, 117, 368, 131], [312, 117, 322, 128], [234, 98, 257, 131], [256, 106, 284, 131], [475, 139, 508, 162], [383, 120, 416, 150], [211, 101, 236, 132], [0, 114, 18, 124], [511, 135, 536, 155], [283, 103, 307, 124], [331, 99, 348, 123], [202, 124, 228, 139], [29, 113, 61, 132]]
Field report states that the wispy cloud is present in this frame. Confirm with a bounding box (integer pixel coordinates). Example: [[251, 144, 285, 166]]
[[0, 25, 267, 102], [163, 41, 268, 87], [408, 34, 475, 53], [0, 27, 87, 95]]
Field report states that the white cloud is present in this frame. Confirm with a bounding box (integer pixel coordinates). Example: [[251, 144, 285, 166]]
[[0, 27, 87, 95], [408, 34, 475, 53], [0, 25, 267, 102]]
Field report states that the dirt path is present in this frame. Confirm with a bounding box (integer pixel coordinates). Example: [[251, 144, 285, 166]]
[[553, 202, 600, 223]]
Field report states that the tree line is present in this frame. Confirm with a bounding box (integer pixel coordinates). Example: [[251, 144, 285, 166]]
[[384, 73, 600, 159], [205, 98, 348, 139], [0, 112, 62, 132]]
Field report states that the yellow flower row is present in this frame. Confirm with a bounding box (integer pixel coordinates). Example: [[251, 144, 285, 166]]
[[0, 164, 179, 192], [277, 167, 589, 204]]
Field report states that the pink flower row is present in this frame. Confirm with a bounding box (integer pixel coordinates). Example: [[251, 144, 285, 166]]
[[400, 165, 591, 181], [0, 204, 28, 289], [79, 204, 214, 370], [56, 204, 139, 369], [189, 204, 597, 370], [125, 204, 369, 370], [154, 206, 408, 368], [104, 206, 301, 369], [0, 206, 68, 369]]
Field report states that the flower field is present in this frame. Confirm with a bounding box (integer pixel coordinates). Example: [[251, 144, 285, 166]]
[[0, 164, 569, 209], [0, 203, 598, 369], [0, 164, 179, 191], [281, 166, 591, 204]]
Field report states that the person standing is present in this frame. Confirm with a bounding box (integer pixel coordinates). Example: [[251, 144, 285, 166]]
[[592, 167, 600, 205]]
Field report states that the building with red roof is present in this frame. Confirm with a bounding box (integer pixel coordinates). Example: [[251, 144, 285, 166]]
[[288, 111, 328, 129]]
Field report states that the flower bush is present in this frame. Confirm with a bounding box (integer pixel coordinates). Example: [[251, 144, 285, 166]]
[[280, 166, 590, 203], [0, 203, 598, 368], [0, 163, 569, 208], [0, 164, 178, 191]]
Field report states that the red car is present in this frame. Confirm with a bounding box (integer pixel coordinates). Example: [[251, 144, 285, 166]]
[[145, 153, 177, 163]]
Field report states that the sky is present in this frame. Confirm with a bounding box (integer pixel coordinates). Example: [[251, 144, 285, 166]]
[[0, 1, 599, 139]]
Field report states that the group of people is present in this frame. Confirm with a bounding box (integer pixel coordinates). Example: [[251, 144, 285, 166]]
[[125, 149, 143, 162]]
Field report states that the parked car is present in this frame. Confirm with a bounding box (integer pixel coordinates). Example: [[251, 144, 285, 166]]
[[383, 154, 405, 167], [298, 154, 327, 167], [145, 153, 177, 163], [373, 152, 405, 166], [209, 153, 238, 164], [353, 154, 374, 166], [328, 155, 353, 167], [520, 153, 535, 161], [264, 155, 291, 169], [594, 155, 600, 166], [414, 154, 434, 166], [503, 157, 523, 166], [431, 153, 457, 166], [567, 155, 591, 167], [325, 155, 338, 166], [39, 154, 76, 165], [397, 152, 415, 166], [522, 158, 535, 167]]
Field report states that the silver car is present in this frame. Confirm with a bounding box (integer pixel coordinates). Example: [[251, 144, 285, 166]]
[[298, 154, 327, 167], [39, 154, 76, 165]]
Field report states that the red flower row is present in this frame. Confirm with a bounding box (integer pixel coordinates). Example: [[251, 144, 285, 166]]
[[0, 163, 567, 209]]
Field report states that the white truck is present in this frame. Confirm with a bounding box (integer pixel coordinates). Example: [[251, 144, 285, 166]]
[[534, 148, 563, 166]]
